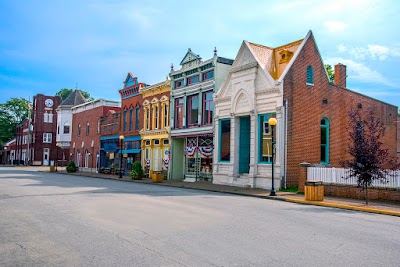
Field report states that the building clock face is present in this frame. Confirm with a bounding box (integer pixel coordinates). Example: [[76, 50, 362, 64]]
[[44, 99, 53, 107]]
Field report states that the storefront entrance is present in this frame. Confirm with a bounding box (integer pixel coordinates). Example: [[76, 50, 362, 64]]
[[185, 135, 213, 181], [239, 116, 250, 174]]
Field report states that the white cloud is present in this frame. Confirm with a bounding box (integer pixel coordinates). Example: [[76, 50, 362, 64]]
[[324, 21, 348, 33], [336, 44, 400, 61], [326, 57, 396, 87]]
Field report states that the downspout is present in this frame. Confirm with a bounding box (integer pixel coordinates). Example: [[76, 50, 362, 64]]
[[284, 98, 288, 189]]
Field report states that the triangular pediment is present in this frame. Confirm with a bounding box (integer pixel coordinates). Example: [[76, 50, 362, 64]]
[[180, 48, 202, 65], [231, 41, 258, 68]]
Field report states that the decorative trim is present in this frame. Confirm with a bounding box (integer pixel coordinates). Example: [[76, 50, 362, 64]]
[[230, 61, 258, 74]]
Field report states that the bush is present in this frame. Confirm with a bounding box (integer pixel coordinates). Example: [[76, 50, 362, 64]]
[[130, 161, 144, 180], [66, 161, 78, 173]]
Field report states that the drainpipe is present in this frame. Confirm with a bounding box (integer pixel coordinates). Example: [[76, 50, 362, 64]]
[[284, 98, 288, 189]]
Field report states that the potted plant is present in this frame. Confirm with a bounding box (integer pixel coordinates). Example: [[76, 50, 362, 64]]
[[130, 161, 144, 180]]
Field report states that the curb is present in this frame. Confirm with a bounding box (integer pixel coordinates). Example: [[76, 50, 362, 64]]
[[283, 197, 400, 217], [46, 171, 400, 217]]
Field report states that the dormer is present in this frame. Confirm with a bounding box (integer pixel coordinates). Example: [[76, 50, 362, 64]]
[[279, 49, 294, 64]]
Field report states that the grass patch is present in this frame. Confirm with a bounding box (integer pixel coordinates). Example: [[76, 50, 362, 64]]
[[280, 186, 298, 192]]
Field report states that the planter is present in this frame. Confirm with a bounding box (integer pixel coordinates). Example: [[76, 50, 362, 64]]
[[151, 171, 163, 183]]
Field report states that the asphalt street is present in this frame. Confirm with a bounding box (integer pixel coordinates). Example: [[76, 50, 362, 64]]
[[1, 167, 399, 267]]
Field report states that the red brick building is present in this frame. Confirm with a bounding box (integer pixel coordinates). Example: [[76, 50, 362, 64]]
[[70, 99, 120, 171], [283, 32, 398, 186], [213, 31, 398, 191], [99, 109, 121, 169], [1, 94, 61, 166], [117, 73, 146, 171], [397, 114, 400, 160]]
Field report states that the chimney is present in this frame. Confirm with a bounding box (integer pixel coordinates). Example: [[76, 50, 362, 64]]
[[334, 63, 347, 88]]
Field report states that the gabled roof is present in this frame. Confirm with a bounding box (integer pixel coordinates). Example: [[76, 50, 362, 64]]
[[60, 90, 87, 106], [245, 35, 304, 80], [180, 48, 202, 65]]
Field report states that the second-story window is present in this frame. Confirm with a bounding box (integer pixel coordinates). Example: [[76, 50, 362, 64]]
[[154, 105, 159, 129], [175, 80, 183, 88], [129, 108, 133, 131], [146, 107, 150, 130], [202, 71, 214, 81], [135, 106, 140, 130], [123, 110, 127, 132], [86, 122, 90, 135], [175, 98, 184, 129], [78, 124, 81, 136], [187, 94, 199, 127], [64, 123, 70, 134], [163, 104, 169, 128], [202, 91, 213, 125], [187, 75, 199, 85]]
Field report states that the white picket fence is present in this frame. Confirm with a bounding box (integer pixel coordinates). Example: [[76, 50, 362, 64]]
[[307, 167, 400, 189]]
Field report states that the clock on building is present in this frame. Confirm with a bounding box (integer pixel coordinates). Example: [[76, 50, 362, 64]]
[[45, 99, 53, 107]]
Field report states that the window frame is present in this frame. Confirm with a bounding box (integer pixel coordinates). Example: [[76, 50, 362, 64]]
[[123, 110, 127, 132], [202, 91, 214, 125], [187, 94, 199, 127], [320, 117, 330, 164], [306, 65, 314, 85], [135, 106, 140, 130], [43, 133, 52, 143], [175, 97, 184, 129], [129, 108, 133, 131], [219, 118, 231, 162], [258, 113, 276, 164]]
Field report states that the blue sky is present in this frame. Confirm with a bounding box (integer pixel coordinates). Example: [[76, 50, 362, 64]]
[[1, 0, 399, 108]]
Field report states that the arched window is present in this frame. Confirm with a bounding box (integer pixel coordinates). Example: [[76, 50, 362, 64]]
[[78, 124, 81, 136], [306, 66, 314, 84], [86, 122, 90, 135], [320, 118, 329, 164]]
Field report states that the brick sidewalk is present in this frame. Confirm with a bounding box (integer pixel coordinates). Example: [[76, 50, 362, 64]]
[[55, 169, 400, 217]]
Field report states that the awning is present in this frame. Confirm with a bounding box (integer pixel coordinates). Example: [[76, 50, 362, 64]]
[[123, 135, 141, 141], [119, 149, 141, 154], [100, 135, 120, 141]]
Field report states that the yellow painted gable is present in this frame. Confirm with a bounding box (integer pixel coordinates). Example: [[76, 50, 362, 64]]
[[247, 38, 303, 80]]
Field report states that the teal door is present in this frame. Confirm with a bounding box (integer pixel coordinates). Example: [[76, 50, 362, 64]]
[[239, 116, 251, 174]]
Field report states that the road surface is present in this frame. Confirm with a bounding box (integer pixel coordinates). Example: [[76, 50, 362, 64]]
[[1, 167, 399, 266]]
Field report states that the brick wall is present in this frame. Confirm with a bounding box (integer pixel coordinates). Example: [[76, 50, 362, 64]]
[[324, 184, 400, 203], [32, 94, 61, 165], [121, 94, 144, 136], [71, 106, 109, 168], [99, 109, 121, 137], [283, 34, 398, 187], [397, 115, 400, 161]]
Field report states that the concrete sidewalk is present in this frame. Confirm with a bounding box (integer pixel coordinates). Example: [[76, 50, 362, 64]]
[[52, 168, 400, 217]]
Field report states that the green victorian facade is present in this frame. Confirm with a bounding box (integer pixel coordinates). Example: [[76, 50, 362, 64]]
[[169, 48, 233, 182]]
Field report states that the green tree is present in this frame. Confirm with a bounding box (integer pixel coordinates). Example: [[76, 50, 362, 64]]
[[325, 64, 334, 83], [0, 98, 30, 144], [56, 88, 94, 101]]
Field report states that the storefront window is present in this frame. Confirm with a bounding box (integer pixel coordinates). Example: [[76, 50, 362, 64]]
[[219, 119, 230, 161], [259, 113, 276, 163]]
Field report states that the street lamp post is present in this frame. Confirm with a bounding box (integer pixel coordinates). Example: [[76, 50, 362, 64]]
[[56, 143, 60, 172], [268, 117, 277, 196], [119, 135, 125, 178]]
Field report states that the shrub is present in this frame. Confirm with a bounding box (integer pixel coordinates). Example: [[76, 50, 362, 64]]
[[66, 161, 78, 173], [130, 161, 144, 179]]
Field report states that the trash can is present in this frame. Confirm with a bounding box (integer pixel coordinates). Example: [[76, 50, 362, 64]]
[[152, 171, 163, 183], [304, 180, 324, 201]]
